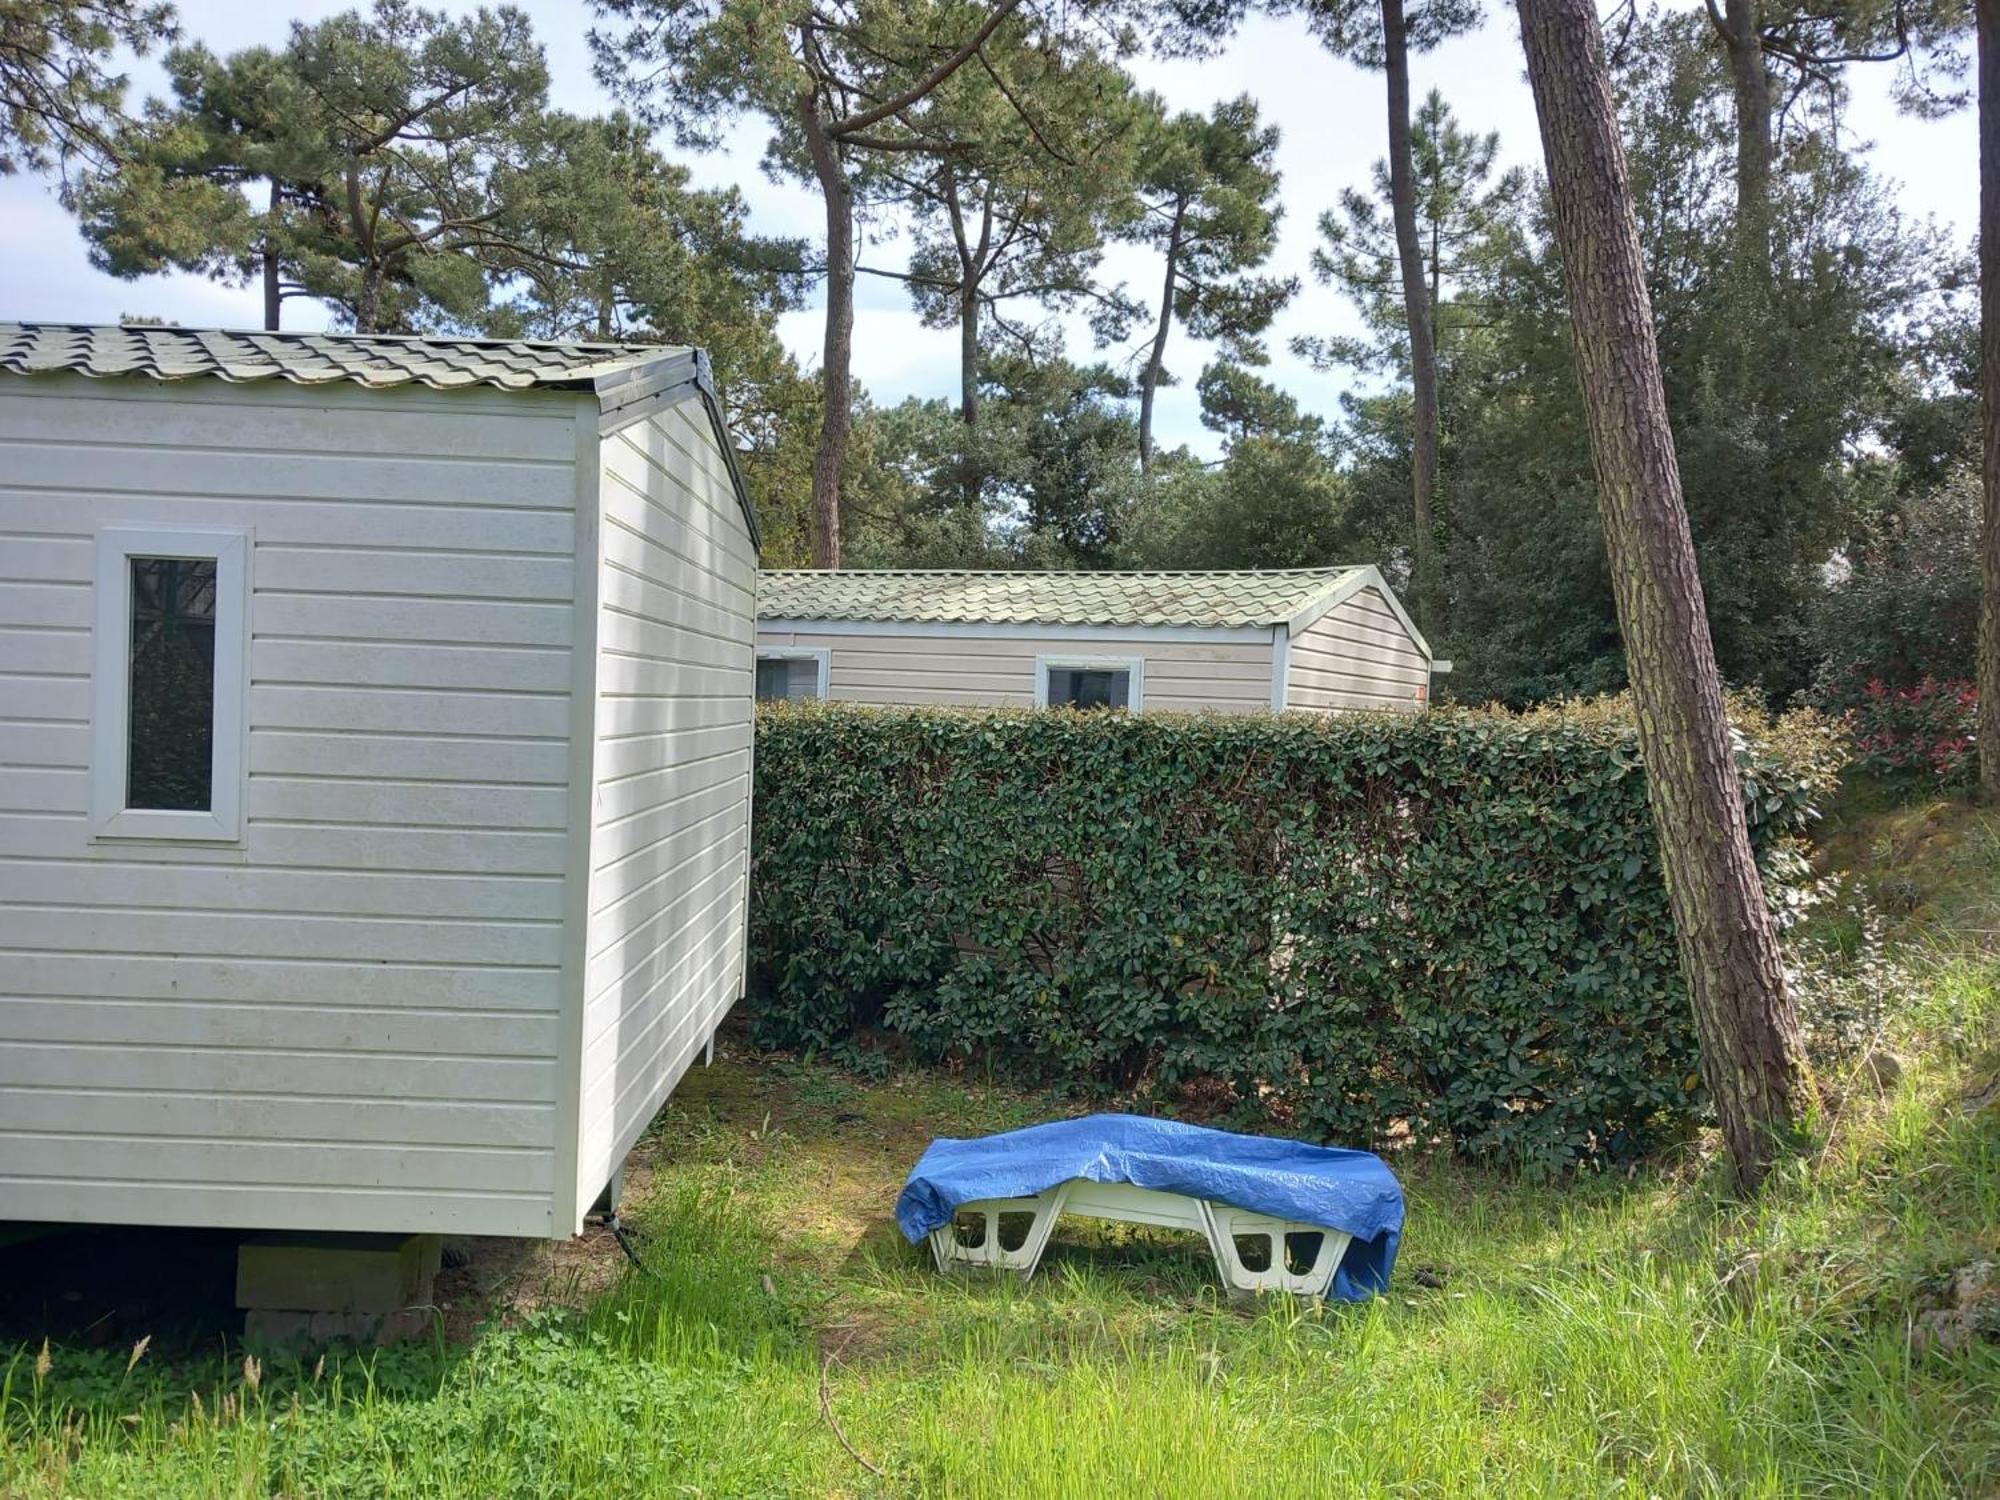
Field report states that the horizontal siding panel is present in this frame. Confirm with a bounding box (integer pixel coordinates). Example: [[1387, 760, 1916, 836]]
[[596, 491, 755, 607], [0, 765, 85, 813], [0, 391, 576, 462], [0, 859, 561, 922], [595, 693, 751, 740], [246, 823, 568, 876], [0, 441, 576, 509], [601, 604, 753, 670], [255, 593, 573, 650], [255, 547, 573, 599], [599, 560, 752, 647], [0, 1086, 551, 1149], [0, 1177, 552, 1238], [0, 626, 90, 676], [584, 939, 740, 1140], [0, 675, 87, 723], [246, 775, 569, 830], [252, 684, 571, 739], [252, 639, 571, 695], [0, 951, 557, 1010], [594, 722, 749, 785], [250, 729, 569, 785], [0, 812, 571, 875], [0, 906, 561, 966], [0, 720, 89, 768], [0, 1040, 556, 1103], [602, 424, 759, 574], [0, 536, 91, 580], [1291, 655, 1428, 691], [586, 845, 745, 996], [2, 494, 573, 554], [587, 803, 743, 936], [590, 773, 748, 871], [0, 995, 554, 1058], [599, 651, 749, 700], [0, 581, 91, 631], [0, 1134, 551, 1194], [600, 499, 754, 612]]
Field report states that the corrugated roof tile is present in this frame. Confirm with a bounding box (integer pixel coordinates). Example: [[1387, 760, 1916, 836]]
[[0, 322, 683, 393], [757, 568, 1373, 630]]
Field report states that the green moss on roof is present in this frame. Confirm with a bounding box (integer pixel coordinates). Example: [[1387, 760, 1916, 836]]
[[757, 568, 1370, 629]]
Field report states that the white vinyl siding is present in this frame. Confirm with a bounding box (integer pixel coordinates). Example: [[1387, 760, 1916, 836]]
[[0, 375, 580, 1238], [1286, 586, 1430, 713], [755, 628, 1274, 713], [574, 398, 755, 1227]]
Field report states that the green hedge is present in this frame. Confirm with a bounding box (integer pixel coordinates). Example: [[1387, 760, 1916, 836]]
[[748, 702, 1834, 1175]]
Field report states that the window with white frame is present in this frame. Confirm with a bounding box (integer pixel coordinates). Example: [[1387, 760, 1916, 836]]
[[755, 647, 829, 702], [91, 528, 249, 841], [1036, 655, 1143, 711]]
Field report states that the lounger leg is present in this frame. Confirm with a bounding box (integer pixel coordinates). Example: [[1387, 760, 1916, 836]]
[[925, 1184, 1071, 1281], [1200, 1202, 1353, 1299]]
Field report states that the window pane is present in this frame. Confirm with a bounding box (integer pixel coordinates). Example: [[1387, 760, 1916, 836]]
[[1047, 667, 1129, 710], [757, 656, 821, 702], [756, 657, 791, 701], [127, 556, 217, 810]]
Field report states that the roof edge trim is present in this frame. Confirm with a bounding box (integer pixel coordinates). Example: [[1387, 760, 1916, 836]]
[[593, 349, 761, 554]]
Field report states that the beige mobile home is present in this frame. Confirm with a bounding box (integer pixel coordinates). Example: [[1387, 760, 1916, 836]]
[[756, 567, 1436, 714], [0, 324, 758, 1242]]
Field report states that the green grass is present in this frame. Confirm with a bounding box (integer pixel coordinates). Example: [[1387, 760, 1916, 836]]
[[4, 798, 1997, 1497]]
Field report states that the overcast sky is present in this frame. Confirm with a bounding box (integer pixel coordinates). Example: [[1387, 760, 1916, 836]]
[[0, 0, 1975, 458]]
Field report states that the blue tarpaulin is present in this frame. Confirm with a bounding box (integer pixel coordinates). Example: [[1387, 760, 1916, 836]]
[[896, 1113, 1404, 1301]]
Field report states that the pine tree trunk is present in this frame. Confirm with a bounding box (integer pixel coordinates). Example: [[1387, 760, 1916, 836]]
[[262, 179, 281, 332], [1722, 0, 1773, 273], [1382, 0, 1441, 634], [960, 286, 979, 428], [1980, 0, 2000, 803], [1517, 0, 1810, 1190], [800, 97, 853, 569], [1139, 202, 1186, 476]]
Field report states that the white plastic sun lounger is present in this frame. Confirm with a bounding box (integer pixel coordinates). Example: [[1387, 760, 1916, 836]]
[[923, 1178, 1355, 1298]]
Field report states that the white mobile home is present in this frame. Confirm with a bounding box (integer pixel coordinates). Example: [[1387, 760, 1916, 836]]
[[756, 567, 1437, 713], [0, 323, 758, 1240]]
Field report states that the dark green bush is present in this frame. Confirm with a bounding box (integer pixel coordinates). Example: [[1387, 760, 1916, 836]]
[[749, 702, 1834, 1176]]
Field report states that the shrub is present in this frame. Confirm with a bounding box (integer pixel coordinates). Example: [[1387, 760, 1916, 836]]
[[1827, 674, 1979, 788], [749, 702, 1834, 1177], [1808, 474, 1982, 695]]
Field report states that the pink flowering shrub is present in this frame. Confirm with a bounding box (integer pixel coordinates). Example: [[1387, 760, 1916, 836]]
[[1834, 673, 1979, 786]]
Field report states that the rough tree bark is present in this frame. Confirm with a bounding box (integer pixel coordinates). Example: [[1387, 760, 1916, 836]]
[[1981, 0, 2000, 803], [799, 97, 853, 569], [1517, 0, 1810, 1189], [1138, 199, 1186, 475], [1382, 0, 1441, 633]]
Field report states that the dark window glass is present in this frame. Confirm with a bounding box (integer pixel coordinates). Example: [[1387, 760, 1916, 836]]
[[1047, 667, 1129, 710], [756, 656, 819, 702], [127, 556, 217, 810]]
